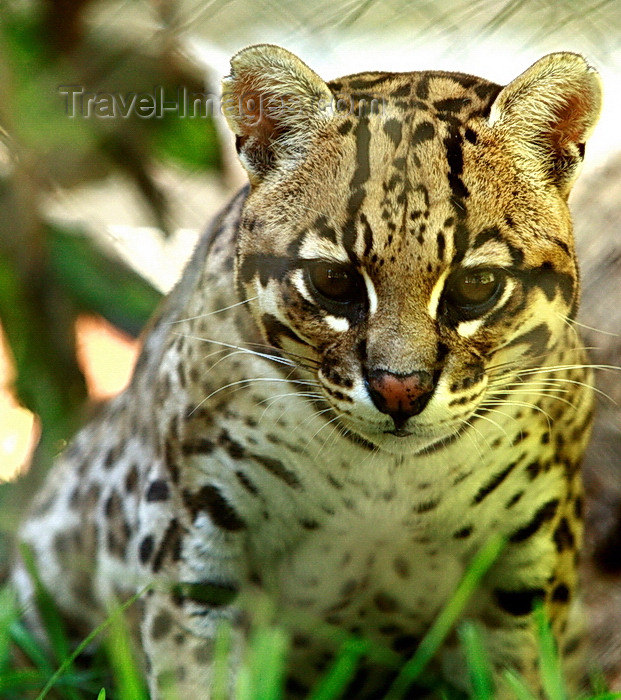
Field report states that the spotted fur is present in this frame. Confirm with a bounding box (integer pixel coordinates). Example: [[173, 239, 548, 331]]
[[13, 46, 602, 698]]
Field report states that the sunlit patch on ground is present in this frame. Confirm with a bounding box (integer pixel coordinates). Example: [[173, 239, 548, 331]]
[[74, 314, 140, 402], [0, 327, 39, 482], [0, 316, 139, 481]]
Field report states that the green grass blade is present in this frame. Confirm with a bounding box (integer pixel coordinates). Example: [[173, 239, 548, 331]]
[[20, 544, 73, 666], [9, 620, 54, 673], [34, 586, 149, 700], [248, 625, 289, 700], [97, 690, 106, 700], [503, 670, 539, 700], [384, 534, 505, 700], [306, 638, 368, 700], [459, 621, 493, 700], [0, 587, 18, 672], [106, 598, 148, 700], [533, 604, 566, 700], [212, 623, 232, 700]]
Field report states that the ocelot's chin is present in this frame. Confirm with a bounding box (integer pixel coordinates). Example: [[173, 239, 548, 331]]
[[343, 419, 459, 456]]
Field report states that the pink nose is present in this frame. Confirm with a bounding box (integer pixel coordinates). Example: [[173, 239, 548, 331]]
[[366, 369, 434, 423]]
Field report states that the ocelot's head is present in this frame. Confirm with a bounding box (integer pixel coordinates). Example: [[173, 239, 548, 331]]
[[223, 45, 601, 454]]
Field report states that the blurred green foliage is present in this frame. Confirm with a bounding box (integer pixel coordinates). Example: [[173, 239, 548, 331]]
[[0, 0, 222, 555]]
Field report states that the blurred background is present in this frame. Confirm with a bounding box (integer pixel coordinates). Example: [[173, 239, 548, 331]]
[[0, 0, 620, 565]]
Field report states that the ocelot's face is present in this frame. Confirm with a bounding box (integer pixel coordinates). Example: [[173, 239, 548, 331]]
[[236, 114, 578, 454]]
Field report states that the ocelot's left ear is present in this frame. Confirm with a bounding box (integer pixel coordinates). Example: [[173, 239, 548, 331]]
[[488, 52, 602, 197], [222, 44, 334, 185]]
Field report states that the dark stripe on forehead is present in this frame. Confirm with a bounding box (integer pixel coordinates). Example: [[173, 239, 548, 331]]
[[473, 227, 501, 249], [360, 213, 374, 258], [342, 118, 372, 258], [314, 215, 338, 246], [444, 128, 469, 201], [240, 254, 291, 285], [351, 117, 371, 189]]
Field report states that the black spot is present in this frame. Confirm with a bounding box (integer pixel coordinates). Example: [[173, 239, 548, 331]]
[[509, 499, 559, 543], [152, 519, 183, 573], [412, 121, 435, 146], [525, 461, 542, 481], [416, 76, 429, 99], [506, 491, 524, 509], [183, 485, 246, 531], [151, 611, 173, 640], [300, 519, 320, 530], [337, 120, 353, 136], [218, 430, 246, 459], [465, 128, 478, 144], [182, 438, 215, 455], [553, 518, 575, 553], [139, 534, 155, 564], [495, 588, 545, 616], [391, 84, 411, 98], [551, 583, 570, 603], [434, 97, 470, 112], [146, 480, 170, 502], [125, 464, 139, 492], [436, 231, 446, 260], [413, 498, 441, 513], [475, 82, 501, 101], [383, 118, 402, 146], [235, 470, 258, 495], [473, 461, 517, 504], [574, 496, 583, 520], [347, 75, 388, 89], [251, 454, 301, 489], [103, 449, 116, 470], [374, 592, 398, 613], [453, 525, 473, 539]]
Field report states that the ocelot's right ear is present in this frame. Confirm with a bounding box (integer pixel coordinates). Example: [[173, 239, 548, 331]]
[[222, 45, 334, 185]]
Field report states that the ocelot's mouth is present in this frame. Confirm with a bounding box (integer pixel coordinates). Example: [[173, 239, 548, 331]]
[[385, 427, 413, 437]]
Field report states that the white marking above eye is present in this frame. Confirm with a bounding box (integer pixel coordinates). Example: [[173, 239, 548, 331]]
[[291, 269, 314, 302], [428, 268, 450, 320], [360, 269, 378, 315], [325, 315, 350, 332]]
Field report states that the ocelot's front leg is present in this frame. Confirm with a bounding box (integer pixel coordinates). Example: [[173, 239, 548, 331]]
[[141, 588, 242, 699], [443, 497, 585, 699]]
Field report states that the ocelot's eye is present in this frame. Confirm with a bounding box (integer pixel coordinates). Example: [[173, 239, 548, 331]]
[[445, 268, 505, 312], [305, 261, 364, 304]]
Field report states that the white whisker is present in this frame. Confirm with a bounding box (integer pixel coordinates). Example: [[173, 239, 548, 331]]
[[169, 297, 257, 324]]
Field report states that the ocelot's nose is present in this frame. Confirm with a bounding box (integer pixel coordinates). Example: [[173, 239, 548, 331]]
[[366, 369, 435, 425]]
